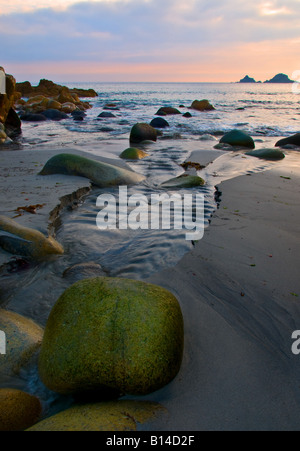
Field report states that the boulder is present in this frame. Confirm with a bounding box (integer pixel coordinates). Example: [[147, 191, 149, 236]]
[[98, 112, 116, 118], [38, 277, 184, 396], [69, 88, 98, 98], [150, 117, 169, 129], [219, 130, 255, 149], [40, 109, 69, 121], [39, 153, 145, 187], [246, 148, 285, 160], [0, 309, 43, 377], [0, 215, 64, 258], [161, 174, 205, 189], [155, 107, 181, 116], [191, 99, 215, 111], [183, 112, 192, 118], [130, 123, 157, 144], [120, 147, 149, 160], [61, 102, 77, 114], [275, 134, 300, 148], [19, 113, 47, 122], [0, 389, 42, 431], [27, 400, 166, 431], [46, 99, 62, 110]]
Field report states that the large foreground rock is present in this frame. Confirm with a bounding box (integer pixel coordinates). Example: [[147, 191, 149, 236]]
[[27, 400, 166, 431], [220, 130, 255, 149], [39, 153, 145, 187], [38, 277, 184, 396], [0, 309, 43, 377]]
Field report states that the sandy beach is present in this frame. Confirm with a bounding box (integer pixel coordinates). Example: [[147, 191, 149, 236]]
[[1, 145, 299, 430], [145, 152, 300, 431]]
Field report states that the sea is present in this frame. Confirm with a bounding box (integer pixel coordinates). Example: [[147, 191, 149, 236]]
[[1, 81, 300, 415]]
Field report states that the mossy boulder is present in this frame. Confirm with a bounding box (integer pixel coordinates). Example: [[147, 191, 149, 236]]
[[220, 130, 255, 149], [0, 215, 64, 258], [27, 400, 166, 432], [39, 153, 145, 187], [246, 148, 285, 160], [0, 389, 42, 431], [161, 174, 205, 189], [191, 99, 215, 111], [0, 309, 43, 377], [38, 277, 184, 396], [129, 123, 157, 144], [155, 107, 181, 116], [120, 147, 149, 160]]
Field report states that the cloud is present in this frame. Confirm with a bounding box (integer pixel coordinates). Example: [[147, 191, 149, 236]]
[[1, 0, 300, 81]]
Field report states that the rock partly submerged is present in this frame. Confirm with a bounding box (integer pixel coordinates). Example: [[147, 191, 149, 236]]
[[38, 277, 184, 396], [120, 147, 149, 160], [129, 123, 157, 144], [191, 99, 215, 111], [246, 148, 285, 160], [275, 133, 300, 148], [39, 153, 145, 187], [220, 129, 255, 149], [0, 216, 64, 258], [161, 174, 205, 189], [27, 400, 166, 432], [155, 107, 181, 116]]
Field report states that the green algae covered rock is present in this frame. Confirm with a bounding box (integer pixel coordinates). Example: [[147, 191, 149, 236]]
[[220, 130, 255, 149], [0, 389, 42, 431], [129, 123, 157, 144], [27, 400, 166, 432], [120, 147, 149, 160], [161, 174, 205, 189], [0, 310, 43, 377], [39, 153, 145, 188], [246, 148, 285, 160], [38, 277, 184, 396]]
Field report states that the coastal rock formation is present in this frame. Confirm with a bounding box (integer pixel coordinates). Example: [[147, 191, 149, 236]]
[[39, 109, 69, 121], [0, 216, 64, 258], [16, 79, 97, 98], [0, 68, 22, 138], [155, 107, 181, 116], [238, 75, 257, 83], [19, 113, 47, 122], [161, 174, 205, 189], [0, 389, 42, 431], [150, 117, 170, 128], [38, 277, 184, 396], [0, 309, 43, 377], [275, 133, 300, 148], [27, 401, 166, 432], [39, 153, 145, 187], [264, 73, 293, 83], [219, 130, 255, 149], [129, 123, 157, 143], [246, 148, 285, 160], [98, 112, 116, 118], [191, 99, 215, 111], [120, 147, 149, 160]]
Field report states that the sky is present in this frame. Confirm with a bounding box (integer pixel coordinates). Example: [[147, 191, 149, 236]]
[[0, 0, 300, 83]]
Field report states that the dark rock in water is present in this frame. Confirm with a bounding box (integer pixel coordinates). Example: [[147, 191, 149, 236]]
[[150, 117, 169, 129], [40, 109, 69, 121], [130, 123, 157, 143], [275, 133, 300, 148], [220, 129, 255, 149], [20, 113, 47, 122], [191, 99, 215, 111], [63, 262, 107, 284], [103, 103, 120, 110], [5, 108, 22, 137], [73, 116, 84, 122], [238, 75, 257, 83], [183, 112, 192, 118], [98, 112, 116, 118], [179, 105, 185, 108], [71, 110, 87, 118], [246, 148, 285, 160], [264, 73, 293, 83], [155, 107, 181, 116], [99, 126, 114, 132]]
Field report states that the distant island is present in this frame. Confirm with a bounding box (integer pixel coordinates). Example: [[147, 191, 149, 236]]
[[237, 73, 294, 84]]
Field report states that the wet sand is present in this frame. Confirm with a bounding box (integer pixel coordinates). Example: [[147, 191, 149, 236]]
[[146, 152, 300, 431]]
